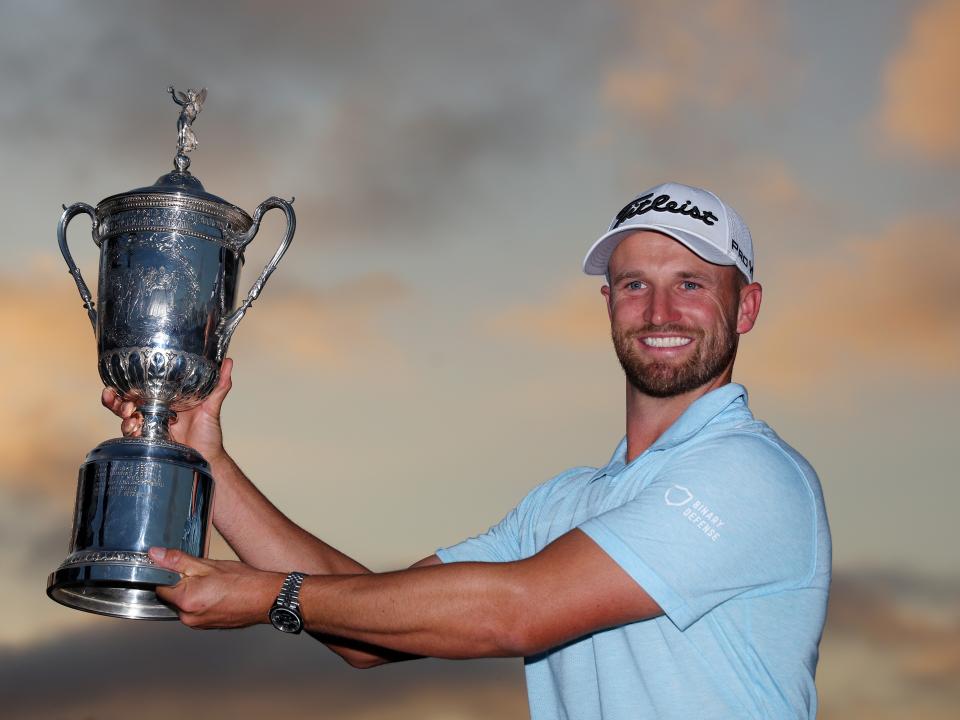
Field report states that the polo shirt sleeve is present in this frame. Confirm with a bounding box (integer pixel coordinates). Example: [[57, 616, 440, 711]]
[[436, 469, 580, 564], [578, 433, 817, 631], [436, 503, 523, 564], [436, 486, 538, 564]]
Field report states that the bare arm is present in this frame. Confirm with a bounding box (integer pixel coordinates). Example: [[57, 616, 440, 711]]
[[307, 553, 441, 667], [150, 529, 663, 666], [297, 530, 661, 660]]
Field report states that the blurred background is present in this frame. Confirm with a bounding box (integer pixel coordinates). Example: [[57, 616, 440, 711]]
[[2, 0, 958, 717]]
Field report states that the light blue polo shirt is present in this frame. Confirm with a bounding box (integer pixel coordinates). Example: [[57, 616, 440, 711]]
[[437, 383, 831, 720]]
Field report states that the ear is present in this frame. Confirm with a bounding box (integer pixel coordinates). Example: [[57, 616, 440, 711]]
[[601, 284, 613, 321], [736, 282, 762, 334]]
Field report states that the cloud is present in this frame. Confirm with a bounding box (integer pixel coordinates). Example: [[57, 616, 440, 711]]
[[875, 0, 960, 162], [1, 260, 109, 500], [296, 94, 553, 246], [234, 272, 412, 372], [730, 159, 814, 216], [601, 0, 794, 124], [818, 572, 960, 719], [484, 278, 609, 349], [739, 215, 960, 396]]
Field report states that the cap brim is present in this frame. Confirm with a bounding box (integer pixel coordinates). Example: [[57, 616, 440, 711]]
[[582, 225, 734, 276]]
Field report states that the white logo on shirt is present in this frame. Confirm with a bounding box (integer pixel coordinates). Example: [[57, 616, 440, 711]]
[[665, 485, 724, 542], [664, 485, 693, 506]]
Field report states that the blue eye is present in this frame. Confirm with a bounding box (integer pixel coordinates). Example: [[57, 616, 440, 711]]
[[682, 281, 700, 290], [627, 280, 644, 290]]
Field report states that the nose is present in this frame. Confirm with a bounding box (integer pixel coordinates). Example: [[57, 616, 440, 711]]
[[644, 287, 681, 327]]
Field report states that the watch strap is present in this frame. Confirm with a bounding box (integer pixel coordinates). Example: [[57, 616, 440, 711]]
[[274, 571, 306, 612], [269, 571, 306, 633]]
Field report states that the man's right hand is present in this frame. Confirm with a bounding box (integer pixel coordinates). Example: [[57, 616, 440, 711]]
[[101, 357, 234, 464]]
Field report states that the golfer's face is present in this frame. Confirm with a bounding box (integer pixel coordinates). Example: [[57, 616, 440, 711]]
[[602, 231, 742, 397]]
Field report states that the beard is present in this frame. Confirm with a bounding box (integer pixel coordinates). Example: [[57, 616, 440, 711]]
[[611, 318, 739, 398]]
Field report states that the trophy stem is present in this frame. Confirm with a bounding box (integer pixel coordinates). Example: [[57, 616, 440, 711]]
[[139, 403, 177, 441]]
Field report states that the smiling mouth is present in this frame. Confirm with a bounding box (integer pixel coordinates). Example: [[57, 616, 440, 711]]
[[641, 336, 693, 348]]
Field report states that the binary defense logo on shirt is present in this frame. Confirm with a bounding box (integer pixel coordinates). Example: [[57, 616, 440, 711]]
[[664, 485, 693, 506], [664, 484, 724, 542]]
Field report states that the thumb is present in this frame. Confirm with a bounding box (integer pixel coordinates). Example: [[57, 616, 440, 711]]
[[149, 547, 209, 577], [204, 358, 234, 412]]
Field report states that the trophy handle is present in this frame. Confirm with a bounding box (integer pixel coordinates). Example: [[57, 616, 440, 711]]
[[57, 202, 99, 335], [216, 196, 296, 362]]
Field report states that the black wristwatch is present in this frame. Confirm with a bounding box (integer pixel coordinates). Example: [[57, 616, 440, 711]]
[[269, 571, 306, 634]]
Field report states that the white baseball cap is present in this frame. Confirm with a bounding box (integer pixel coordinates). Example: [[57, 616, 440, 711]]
[[582, 182, 754, 282]]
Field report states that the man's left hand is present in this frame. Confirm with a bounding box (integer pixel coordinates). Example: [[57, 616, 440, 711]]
[[149, 547, 284, 629]]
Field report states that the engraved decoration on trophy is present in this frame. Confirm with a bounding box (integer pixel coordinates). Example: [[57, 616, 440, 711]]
[[48, 87, 296, 619]]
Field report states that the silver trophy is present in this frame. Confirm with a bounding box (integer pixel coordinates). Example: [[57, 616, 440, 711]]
[[47, 87, 295, 619]]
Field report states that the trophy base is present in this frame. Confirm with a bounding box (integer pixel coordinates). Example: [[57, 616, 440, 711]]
[[47, 552, 182, 619], [47, 570, 177, 620], [47, 437, 214, 620]]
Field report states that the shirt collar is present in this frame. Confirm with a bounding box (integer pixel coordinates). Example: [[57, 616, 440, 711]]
[[588, 437, 629, 482], [649, 382, 748, 451], [588, 383, 749, 482]]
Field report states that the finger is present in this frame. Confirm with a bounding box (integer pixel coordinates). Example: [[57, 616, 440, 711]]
[[203, 358, 234, 413], [156, 577, 209, 627], [155, 584, 206, 627], [155, 577, 188, 605], [214, 357, 234, 398], [101, 388, 123, 416], [102, 390, 141, 424], [121, 415, 141, 437], [149, 547, 210, 576]]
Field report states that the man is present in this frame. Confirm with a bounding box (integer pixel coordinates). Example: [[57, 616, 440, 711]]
[[104, 181, 831, 719]]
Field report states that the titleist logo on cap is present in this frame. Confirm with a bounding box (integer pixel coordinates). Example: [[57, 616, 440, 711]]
[[612, 193, 719, 230]]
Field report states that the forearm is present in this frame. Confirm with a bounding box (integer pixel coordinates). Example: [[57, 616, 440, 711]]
[[155, 529, 659, 668], [296, 531, 660, 663], [300, 562, 530, 660], [207, 452, 369, 575]]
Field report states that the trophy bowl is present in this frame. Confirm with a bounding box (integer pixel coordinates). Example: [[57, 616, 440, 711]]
[[47, 88, 295, 619]]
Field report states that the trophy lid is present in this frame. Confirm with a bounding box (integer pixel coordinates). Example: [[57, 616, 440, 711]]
[[111, 86, 234, 205], [94, 87, 253, 245], [123, 164, 232, 206]]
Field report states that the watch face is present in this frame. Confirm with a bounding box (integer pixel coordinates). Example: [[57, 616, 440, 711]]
[[270, 607, 302, 634]]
